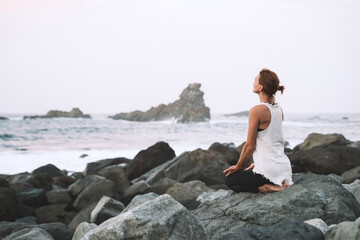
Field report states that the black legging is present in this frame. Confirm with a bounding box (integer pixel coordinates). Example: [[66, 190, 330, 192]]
[[225, 170, 272, 193]]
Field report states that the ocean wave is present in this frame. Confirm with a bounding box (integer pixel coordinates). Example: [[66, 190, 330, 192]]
[[0, 134, 14, 141]]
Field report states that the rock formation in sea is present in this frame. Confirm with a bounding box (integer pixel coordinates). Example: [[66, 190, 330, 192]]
[[0, 116, 8, 120], [109, 83, 210, 123], [23, 108, 91, 119]]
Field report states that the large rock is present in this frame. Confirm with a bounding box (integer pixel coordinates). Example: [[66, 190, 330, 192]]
[[45, 189, 72, 204], [304, 218, 329, 235], [120, 180, 151, 205], [208, 142, 239, 165], [150, 177, 178, 195], [80, 194, 207, 240], [191, 173, 360, 240], [97, 165, 130, 194], [126, 141, 176, 180], [72, 176, 116, 210], [223, 218, 323, 240], [289, 145, 360, 175], [90, 196, 125, 225], [0, 116, 9, 120], [109, 83, 211, 123], [325, 217, 360, 240], [84, 157, 131, 176], [295, 133, 349, 151], [3, 228, 54, 240], [68, 202, 97, 232], [72, 222, 97, 240], [341, 166, 360, 184], [18, 188, 46, 208], [32, 164, 65, 178], [343, 179, 360, 204], [68, 175, 104, 196], [34, 204, 76, 224], [0, 187, 19, 221], [121, 192, 159, 213], [166, 180, 212, 202], [23, 108, 91, 119], [164, 149, 229, 185]]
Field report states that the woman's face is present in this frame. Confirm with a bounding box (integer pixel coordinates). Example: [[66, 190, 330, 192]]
[[253, 74, 262, 93]]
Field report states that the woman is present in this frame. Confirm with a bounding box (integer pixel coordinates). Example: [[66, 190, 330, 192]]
[[223, 69, 293, 193]]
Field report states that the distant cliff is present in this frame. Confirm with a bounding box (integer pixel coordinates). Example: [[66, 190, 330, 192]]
[[23, 108, 91, 119], [110, 83, 210, 123]]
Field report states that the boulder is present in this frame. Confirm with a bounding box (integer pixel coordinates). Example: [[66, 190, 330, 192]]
[[294, 133, 349, 151], [166, 180, 212, 202], [150, 177, 178, 195], [34, 204, 76, 224], [191, 173, 360, 239], [289, 145, 360, 175], [72, 177, 116, 210], [17, 205, 35, 218], [36, 222, 73, 240], [3, 227, 54, 240], [68, 202, 97, 232], [32, 164, 65, 178], [122, 192, 159, 213], [342, 179, 360, 204], [341, 166, 360, 184], [26, 173, 53, 191], [325, 217, 360, 240], [16, 216, 37, 224], [126, 141, 176, 180], [0, 116, 9, 120], [45, 189, 72, 204], [208, 142, 239, 165], [0, 187, 19, 221], [90, 196, 125, 225], [109, 83, 211, 123], [0, 178, 9, 187], [0, 222, 27, 239], [347, 141, 360, 148], [304, 218, 329, 235], [97, 165, 130, 194], [80, 194, 207, 240], [164, 149, 230, 185], [10, 182, 33, 193], [222, 218, 323, 240], [23, 108, 91, 119], [178, 199, 201, 210], [68, 175, 104, 196], [84, 157, 131, 176], [18, 188, 46, 208], [120, 180, 151, 205], [72, 222, 97, 240], [196, 189, 232, 204], [53, 176, 76, 188]]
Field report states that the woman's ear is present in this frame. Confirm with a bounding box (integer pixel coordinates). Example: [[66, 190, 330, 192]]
[[259, 85, 263, 92]]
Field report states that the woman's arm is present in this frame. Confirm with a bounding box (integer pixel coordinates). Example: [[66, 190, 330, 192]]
[[224, 107, 260, 176]]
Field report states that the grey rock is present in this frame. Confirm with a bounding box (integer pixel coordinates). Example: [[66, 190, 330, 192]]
[[17, 204, 35, 218], [68, 175, 104, 196], [109, 83, 211, 123], [32, 164, 65, 178], [80, 194, 207, 240], [121, 180, 151, 205], [45, 189, 72, 204], [34, 204, 76, 224], [150, 177, 178, 195], [18, 188, 46, 208], [289, 145, 360, 175], [0, 187, 19, 221], [10, 182, 33, 193], [90, 196, 125, 225], [73, 176, 116, 210], [222, 218, 324, 240], [122, 192, 159, 213], [72, 222, 97, 240], [341, 166, 360, 184], [166, 180, 212, 202], [126, 141, 176, 180], [191, 173, 360, 239], [0, 178, 9, 187], [97, 165, 130, 194], [347, 141, 360, 148], [208, 142, 240, 165], [327, 174, 344, 184], [84, 158, 131, 176], [0, 116, 9, 120], [36, 222, 73, 240], [305, 218, 329, 235], [3, 227, 54, 240], [343, 179, 360, 204], [196, 189, 232, 203], [23, 108, 91, 119], [295, 133, 349, 151], [68, 202, 97, 232], [325, 217, 360, 240], [16, 216, 37, 224]]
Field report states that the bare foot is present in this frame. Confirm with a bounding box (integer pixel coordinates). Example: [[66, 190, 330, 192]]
[[258, 184, 285, 193]]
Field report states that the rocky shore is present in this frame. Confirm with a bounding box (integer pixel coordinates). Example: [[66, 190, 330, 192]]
[[23, 108, 91, 119], [1, 133, 360, 239], [109, 83, 210, 123]]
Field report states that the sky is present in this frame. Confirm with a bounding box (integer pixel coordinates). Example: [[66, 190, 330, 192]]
[[0, 0, 359, 115]]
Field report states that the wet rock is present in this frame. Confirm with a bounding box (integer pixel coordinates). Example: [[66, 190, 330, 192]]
[[80, 194, 207, 240], [90, 196, 125, 225], [126, 141, 176, 180], [109, 83, 211, 123]]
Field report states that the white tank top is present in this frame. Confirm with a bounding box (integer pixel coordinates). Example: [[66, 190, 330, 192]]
[[252, 103, 293, 186]]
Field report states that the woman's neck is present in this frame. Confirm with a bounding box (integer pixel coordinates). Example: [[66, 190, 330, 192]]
[[259, 92, 274, 104]]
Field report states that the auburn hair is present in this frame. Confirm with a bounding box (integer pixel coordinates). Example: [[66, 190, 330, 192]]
[[259, 69, 285, 96]]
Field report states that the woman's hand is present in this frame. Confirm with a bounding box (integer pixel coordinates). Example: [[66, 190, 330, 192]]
[[245, 163, 255, 171], [223, 165, 241, 177]]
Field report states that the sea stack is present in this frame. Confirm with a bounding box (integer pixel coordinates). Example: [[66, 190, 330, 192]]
[[110, 83, 210, 123], [23, 108, 91, 119]]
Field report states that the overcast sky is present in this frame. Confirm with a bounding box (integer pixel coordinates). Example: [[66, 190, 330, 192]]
[[1, 0, 359, 115]]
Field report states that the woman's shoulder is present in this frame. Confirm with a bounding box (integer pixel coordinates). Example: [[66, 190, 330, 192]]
[[250, 104, 269, 113]]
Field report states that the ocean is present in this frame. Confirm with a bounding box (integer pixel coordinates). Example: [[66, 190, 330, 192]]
[[1, 112, 359, 174]]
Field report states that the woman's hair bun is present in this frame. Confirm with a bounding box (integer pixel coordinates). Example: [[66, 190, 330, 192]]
[[278, 85, 285, 94]]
